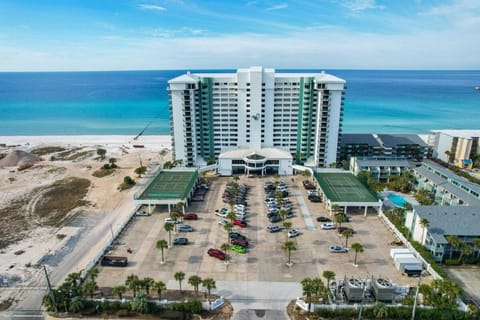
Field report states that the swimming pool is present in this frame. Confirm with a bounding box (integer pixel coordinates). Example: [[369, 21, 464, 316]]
[[387, 194, 407, 207]]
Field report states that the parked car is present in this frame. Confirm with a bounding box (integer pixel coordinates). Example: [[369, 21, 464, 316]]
[[267, 224, 282, 233], [177, 224, 194, 232], [230, 238, 249, 247], [231, 245, 247, 254], [287, 229, 300, 238], [229, 232, 247, 240], [321, 223, 336, 230], [309, 196, 322, 203], [173, 238, 189, 245], [233, 219, 247, 228], [317, 216, 331, 222], [183, 213, 198, 220], [192, 195, 204, 201], [136, 210, 151, 216], [164, 217, 180, 224], [215, 210, 228, 218], [207, 248, 226, 260], [218, 219, 229, 226], [329, 245, 349, 253], [269, 215, 282, 223]]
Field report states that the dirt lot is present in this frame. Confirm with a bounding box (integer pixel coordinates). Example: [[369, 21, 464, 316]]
[[96, 175, 425, 292]]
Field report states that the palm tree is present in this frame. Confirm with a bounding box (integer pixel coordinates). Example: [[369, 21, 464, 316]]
[[81, 279, 97, 299], [174, 271, 185, 292], [372, 301, 389, 319], [331, 204, 341, 215], [279, 209, 287, 221], [156, 239, 168, 264], [227, 199, 236, 215], [322, 270, 336, 289], [96, 148, 106, 160], [164, 222, 174, 247], [334, 214, 345, 228], [134, 166, 147, 178], [342, 229, 354, 247], [220, 243, 231, 263], [226, 211, 236, 223], [459, 242, 473, 263], [153, 281, 166, 300], [125, 274, 140, 297], [233, 176, 240, 184], [300, 278, 315, 314], [446, 235, 461, 259], [351, 243, 364, 266], [283, 240, 297, 265], [163, 161, 173, 169], [188, 275, 203, 294], [86, 267, 99, 282], [224, 222, 233, 244], [113, 285, 127, 299], [142, 277, 154, 295], [68, 296, 84, 313], [202, 278, 216, 302], [419, 218, 430, 243], [109, 157, 117, 168], [175, 201, 185, 214], [472, 238, 480, 258], [283, 221, 292, 233], [130, 294, 149, 313]]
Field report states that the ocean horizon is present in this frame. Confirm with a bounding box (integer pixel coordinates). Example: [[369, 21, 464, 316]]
[[1, 69, 479, 136]]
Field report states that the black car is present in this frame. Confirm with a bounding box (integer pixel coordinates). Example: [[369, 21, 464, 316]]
[[269, 215, 282, 223], [173, 238, 189, 245], [229, 232, 247, 240], [309, 196, 322, 203], [317, 216, 331, 222]]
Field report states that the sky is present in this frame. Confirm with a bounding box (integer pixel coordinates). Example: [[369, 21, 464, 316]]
[[0, 0, 479, 71]]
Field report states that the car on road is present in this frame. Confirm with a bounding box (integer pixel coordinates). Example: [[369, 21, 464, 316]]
[[321, 223, 336, 230], [173, 238, 189, 245], [287, 229, 300, 238], [183, 213, 198, 220], [317, 216, 331, 222], [218, 219, 229, 226], [231, 245, 247, 254], [229, 232, 247, 240], [177, 224, 194, 232], [136, 210, 151, 216], [267, 224, 282, 233], [231, 238, 249, 247], [329, 245, 349, 253], [207, 248, 226, 260], [233, 219, 247, 228]]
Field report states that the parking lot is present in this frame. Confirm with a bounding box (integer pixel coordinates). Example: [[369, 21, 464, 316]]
[[96, 175, 424, 292]]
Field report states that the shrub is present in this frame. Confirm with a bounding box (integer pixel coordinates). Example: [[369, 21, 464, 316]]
[[444, 259, 462, 266], [102, 163, 111, 170]]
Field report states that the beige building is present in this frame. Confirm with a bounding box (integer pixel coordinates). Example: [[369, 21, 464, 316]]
[[428, 130, 480, 168]]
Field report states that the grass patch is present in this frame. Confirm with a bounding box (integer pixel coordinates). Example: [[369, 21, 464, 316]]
[[36, 177, 91, 226], [92, 168, 115, 178], [0, 298, 15, 311], [30, 146, 66, 156], [66, 150, 94, 161]]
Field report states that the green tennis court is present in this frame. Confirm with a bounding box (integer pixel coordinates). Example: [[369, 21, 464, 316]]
[[314, 172, 378, 203], [137, 170, 198, 200]]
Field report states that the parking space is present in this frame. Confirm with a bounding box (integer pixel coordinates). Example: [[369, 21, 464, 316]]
[[96, 175, 425, 291]]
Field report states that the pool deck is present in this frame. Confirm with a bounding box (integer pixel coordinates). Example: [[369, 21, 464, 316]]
[[380, 191, 418, 209]]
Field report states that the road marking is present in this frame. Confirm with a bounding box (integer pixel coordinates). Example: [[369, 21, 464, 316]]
[[294, 191, 316, 231]]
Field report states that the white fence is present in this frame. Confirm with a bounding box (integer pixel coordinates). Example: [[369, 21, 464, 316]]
[[377, 210, 442, 280]]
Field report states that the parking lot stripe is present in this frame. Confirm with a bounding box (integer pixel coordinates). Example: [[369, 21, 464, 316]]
[[294, 191, 316, 231]]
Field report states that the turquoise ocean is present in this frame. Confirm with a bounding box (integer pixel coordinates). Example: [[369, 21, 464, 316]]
[[0, 70, 479, 136]]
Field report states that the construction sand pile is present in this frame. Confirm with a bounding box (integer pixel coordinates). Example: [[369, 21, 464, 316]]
[[0, 150, 39, 168]]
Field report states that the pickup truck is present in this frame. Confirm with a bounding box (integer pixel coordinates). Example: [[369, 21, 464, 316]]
[[101, 255, 128, 267]]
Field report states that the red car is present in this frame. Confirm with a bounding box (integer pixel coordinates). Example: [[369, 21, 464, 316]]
[[232, 219, 247, 228], [207, 248, 226, 260], [230, 238, 248, 247], [183, 213, 198, 220]]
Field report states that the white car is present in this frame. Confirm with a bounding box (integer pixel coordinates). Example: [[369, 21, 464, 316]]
[[267, 224, 282, 233], [215, 210, 228, 218], [321, 223, 336, 230], [218, 219, 229, 226], [164, 217, 180, 224], [136, 210, 151, 216], [287, 229, 300, 238], [330, 245, 349, 253]]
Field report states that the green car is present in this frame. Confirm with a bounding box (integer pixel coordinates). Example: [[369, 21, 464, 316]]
[[231, 244, 247, 254]]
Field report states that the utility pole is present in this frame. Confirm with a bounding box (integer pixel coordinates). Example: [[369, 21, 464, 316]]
[[43, 265, 57, 315], [411, 274, 422, 320], [358, 273, 370, 320]]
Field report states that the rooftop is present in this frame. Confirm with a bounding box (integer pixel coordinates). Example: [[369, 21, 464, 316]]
[[135, 169, 198, 201], [431, 129, 480, 139], [377, 134, 428, 147], [414, 206, 480, 243], [422, 160, 480, 196], [219, 147, 292, 159], [314, 172, 378, 203], [340, 134, 382, 147], [356, 158, 412, 167]]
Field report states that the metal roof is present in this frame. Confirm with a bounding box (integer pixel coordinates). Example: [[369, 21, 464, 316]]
[[339, 134, 382, 147], [377, 134, 428, 147], [356, 158, 412, 167], [422, 160, 480, 196], [414, 206, 480, 243]]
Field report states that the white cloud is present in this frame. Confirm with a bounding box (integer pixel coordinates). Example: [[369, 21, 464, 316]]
[[266, 3, 288, 11], [138, 4, 167, 11], [342, 0, 383, 11]]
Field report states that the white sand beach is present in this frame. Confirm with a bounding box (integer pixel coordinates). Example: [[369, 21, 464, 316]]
[[0, 135, 172, 306]]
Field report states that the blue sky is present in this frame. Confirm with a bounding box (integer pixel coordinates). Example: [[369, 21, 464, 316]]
[[0, 0, 479, 71]]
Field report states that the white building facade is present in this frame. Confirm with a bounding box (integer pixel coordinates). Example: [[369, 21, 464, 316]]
[[168, 66, 346, 172]]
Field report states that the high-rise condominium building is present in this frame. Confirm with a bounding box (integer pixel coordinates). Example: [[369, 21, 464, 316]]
[[168, 66, 346, 172]]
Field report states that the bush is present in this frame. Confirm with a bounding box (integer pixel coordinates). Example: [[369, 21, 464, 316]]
[[444, 259, 462, 266], [103, 163, 111, 170]]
